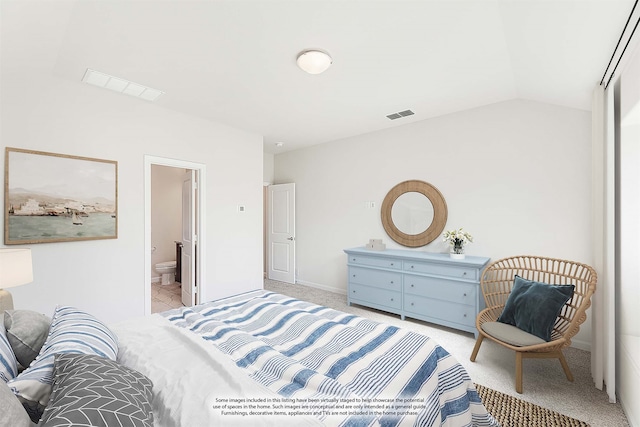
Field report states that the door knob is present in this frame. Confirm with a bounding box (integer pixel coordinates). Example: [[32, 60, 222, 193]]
[[287, 237, 295, 241]]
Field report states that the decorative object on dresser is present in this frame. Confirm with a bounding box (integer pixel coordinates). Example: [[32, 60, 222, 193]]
[[470, 255, 597, 393], [0, 248, 33, 312], [443, 227, 474, 259], [380, 180, 448, 247], [344, 247, 490, 337], [364, 238, 386, 251]]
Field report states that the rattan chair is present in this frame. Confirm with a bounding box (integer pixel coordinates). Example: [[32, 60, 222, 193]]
[[470, 255, 597, 393]]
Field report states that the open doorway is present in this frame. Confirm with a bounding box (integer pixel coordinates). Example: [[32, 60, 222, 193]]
[[144, 155, 206, 315]]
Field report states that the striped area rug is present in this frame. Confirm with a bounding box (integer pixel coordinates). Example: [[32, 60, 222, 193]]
[[475, 384, 590, 427]]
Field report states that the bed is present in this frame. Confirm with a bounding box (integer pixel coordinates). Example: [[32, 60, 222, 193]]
[[2, 290, 499, 427]]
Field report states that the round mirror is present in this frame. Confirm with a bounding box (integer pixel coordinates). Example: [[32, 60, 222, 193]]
[[391, 192, 434, 235], [381, 180, 447, 247]]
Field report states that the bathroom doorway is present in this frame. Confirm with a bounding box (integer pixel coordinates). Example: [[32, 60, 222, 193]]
[[144, 155, 206, 315]]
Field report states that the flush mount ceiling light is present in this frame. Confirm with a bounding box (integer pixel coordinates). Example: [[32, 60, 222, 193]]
[[296, 50, 332, 74], [81, 68, 164, 101]]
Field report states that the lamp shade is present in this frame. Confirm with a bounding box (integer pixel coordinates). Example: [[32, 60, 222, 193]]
[[296, 50, 332, 74], [0, 248, 33, 289]]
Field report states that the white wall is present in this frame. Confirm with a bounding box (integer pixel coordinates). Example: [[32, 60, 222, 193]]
[[264, 151, 275, 184], [274, 99, 594, 348], [1, 74, 264, 325], [617, 40, 640, 427]]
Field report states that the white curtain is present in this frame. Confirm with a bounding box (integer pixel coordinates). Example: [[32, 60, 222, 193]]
[[591, 84, 617, 403]]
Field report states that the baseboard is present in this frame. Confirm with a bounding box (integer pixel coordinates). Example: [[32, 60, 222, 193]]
[[618, 335, 640, 427], [295, 279, 347, 296], [620, 395, 638, 427]]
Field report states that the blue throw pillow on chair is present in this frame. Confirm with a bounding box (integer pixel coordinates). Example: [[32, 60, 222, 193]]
[[497, 275, 574, 342]]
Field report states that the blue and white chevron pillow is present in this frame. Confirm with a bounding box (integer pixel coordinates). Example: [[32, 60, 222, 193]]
[[7, 306, 118, 422], [0, 321, 18, 382]]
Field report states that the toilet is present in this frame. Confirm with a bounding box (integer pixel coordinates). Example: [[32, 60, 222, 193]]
[[155, 261, 177, 285]]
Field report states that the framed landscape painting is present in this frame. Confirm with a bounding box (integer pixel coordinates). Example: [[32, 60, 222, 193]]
[[4, 148, 118, 244]]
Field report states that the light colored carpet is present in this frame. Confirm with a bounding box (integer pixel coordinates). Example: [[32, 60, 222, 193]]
[[264, 279, 629, 427]]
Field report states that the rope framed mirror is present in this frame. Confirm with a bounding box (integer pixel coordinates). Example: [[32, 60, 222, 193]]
[[381, 180, 448, 247]]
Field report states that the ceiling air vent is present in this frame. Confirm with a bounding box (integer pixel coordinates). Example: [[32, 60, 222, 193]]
[[386, 109, 414, 120], [82, 69, 164, 102]]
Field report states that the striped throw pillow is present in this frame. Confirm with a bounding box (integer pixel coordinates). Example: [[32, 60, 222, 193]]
[[0, 321, 18, 382], [7, 306, 118, 422]]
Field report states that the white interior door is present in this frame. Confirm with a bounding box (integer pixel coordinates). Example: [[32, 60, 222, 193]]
[[181, 170, 197, 307], [268, 183, 295, 284]]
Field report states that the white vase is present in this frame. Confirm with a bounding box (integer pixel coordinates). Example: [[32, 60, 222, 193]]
[[450, 252, 465, 260]]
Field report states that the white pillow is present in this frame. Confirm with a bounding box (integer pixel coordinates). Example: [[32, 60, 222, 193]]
[[7, 306, 118, 423], [0, 321, 18, 382]]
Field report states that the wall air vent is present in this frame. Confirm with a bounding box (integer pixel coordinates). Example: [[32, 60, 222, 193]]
[[386, 109, 414, 120]]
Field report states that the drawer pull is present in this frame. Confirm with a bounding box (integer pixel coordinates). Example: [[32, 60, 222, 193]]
[[390, 298, 394, 302], [352, 274, 356, 278], [352, 290, 356, 293], [410, 265, 414, 269], [463, 293, 467, 297], [411, 284, 415, 288], [390, 263, 394, 266], [352, 258, 356, 261], [463, 314, 467, 317], [390, 281, 394, 284], [411, 302, 414, 306], [463, 272, 467, 276]]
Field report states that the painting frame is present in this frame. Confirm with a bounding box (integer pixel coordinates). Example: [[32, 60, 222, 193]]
[[4, 147, 118, 245]]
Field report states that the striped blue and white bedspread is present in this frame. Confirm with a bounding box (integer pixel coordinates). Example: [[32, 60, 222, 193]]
[[163, 290, 499, 427]]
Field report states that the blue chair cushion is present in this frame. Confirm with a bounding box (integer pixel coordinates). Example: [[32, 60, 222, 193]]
[[497, 275, 574, 342]]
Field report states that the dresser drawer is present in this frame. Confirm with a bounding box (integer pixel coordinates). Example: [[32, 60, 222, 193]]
[[403, 274, 476, 305], [348, 254, 402, 270], [349, 266, 401, 291], [404, 295, 475, 327], [350, 284, 401, 310], [403, 261, 478, 280]]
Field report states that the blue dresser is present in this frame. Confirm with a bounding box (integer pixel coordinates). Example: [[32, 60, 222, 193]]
[[344, 247, 490, 337]]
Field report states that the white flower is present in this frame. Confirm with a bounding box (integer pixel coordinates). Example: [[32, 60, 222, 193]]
[[442, 227, 474, 247]]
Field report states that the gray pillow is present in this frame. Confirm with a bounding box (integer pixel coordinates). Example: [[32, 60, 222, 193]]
[[8, 306, 118, 423], [4, 310, 51, 367], [0, 380, 32, 427], [39, 353, 154, 427]]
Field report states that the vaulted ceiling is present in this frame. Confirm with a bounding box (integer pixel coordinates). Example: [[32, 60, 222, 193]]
[[1, 1, 634, 153]]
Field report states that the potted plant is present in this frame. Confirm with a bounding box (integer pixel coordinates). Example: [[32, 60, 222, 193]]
[[443, 228, 473, 259]]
